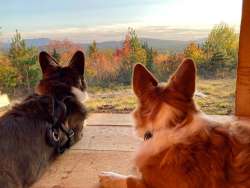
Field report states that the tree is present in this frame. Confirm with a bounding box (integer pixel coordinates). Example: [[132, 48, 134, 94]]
[[52, 48, 60, 61], [0, 28, 18, 93], [202, 23, 238, 75], [128, 28, 147, 65], [87, 40, 98, 57], [153, 52, 183, 81], [114, 28, 146, 84], [9, 30, 40, 91], [0, 54, 18, 93], [204, 23, 238, 56], [142, 42, 154, 71], [184, 42, 205, 65], [46, 39, 83, 65]]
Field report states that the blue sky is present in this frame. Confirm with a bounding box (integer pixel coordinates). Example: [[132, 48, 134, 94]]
[[0, 0, 242, 42]]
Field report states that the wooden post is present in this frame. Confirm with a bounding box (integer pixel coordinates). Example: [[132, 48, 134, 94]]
[[235, 0, 250, 116]]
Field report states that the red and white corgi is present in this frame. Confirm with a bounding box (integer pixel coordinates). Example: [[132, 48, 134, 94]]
[[99, 59, 250, 188]]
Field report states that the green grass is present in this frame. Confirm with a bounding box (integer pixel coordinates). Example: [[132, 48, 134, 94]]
[[86, 79, 236, 115], [195, 79, 235, 115], [86, 85, 135, 113]]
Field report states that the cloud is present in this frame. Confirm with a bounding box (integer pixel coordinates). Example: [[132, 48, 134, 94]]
[[0, 0, 241, 44], [0, 22, 239, 43]]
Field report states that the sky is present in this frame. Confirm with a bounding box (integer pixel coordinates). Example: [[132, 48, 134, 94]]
[[0, 0, 243, 43]]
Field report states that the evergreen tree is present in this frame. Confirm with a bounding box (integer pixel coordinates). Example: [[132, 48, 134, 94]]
[[202, 23, 238, 71], [128, 28, 146, 65], [142, 42, 154, 71], [52, 48, 60, 61], [87, 40, 97, 57], [9, 30, 40, 91]]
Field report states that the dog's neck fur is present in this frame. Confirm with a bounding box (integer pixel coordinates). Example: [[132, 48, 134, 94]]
[[135, 108, 210, 168], [71, 87, 88, 104]]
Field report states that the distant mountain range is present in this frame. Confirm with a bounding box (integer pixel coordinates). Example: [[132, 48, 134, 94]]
[[1, 37, 205, 52], [80, 38, 205, 52], [1, 38, 51, 50]]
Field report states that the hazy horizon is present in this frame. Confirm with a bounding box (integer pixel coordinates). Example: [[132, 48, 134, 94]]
[[0, 0, 242, 43]]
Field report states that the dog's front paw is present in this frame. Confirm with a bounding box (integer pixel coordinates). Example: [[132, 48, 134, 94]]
[[99, 172, 127, 188]]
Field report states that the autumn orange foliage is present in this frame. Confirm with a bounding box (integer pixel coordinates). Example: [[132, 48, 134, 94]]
[[46, 39, 83, 65]]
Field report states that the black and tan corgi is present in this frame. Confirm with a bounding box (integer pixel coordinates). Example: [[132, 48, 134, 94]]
[[0, 51, 87, 188]]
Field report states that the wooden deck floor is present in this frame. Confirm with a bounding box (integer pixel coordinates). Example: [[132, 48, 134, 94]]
[[32, 113, 249, 188], [32, 113, 139, 188]]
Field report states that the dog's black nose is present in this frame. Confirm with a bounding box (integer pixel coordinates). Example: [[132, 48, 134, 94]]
[[144, 131, 153, 140]]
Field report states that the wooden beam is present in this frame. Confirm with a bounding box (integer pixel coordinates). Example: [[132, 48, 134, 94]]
[[235, 0, 250, 116]]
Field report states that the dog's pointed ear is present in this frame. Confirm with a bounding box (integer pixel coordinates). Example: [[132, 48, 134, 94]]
[[69, 51, 85, 75], [133, 64, 158, 98], [168, 59, 196, 99], [39, 51, 58, 75]]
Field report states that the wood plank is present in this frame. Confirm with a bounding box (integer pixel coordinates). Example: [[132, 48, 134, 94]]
[[72, 126, 140, 152], [87, 113, 133, 126], [32, 150, 137, 188]]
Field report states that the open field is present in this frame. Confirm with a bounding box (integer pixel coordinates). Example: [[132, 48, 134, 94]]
[[0, 79, 236, 116], [86, 79, 236, 115]]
